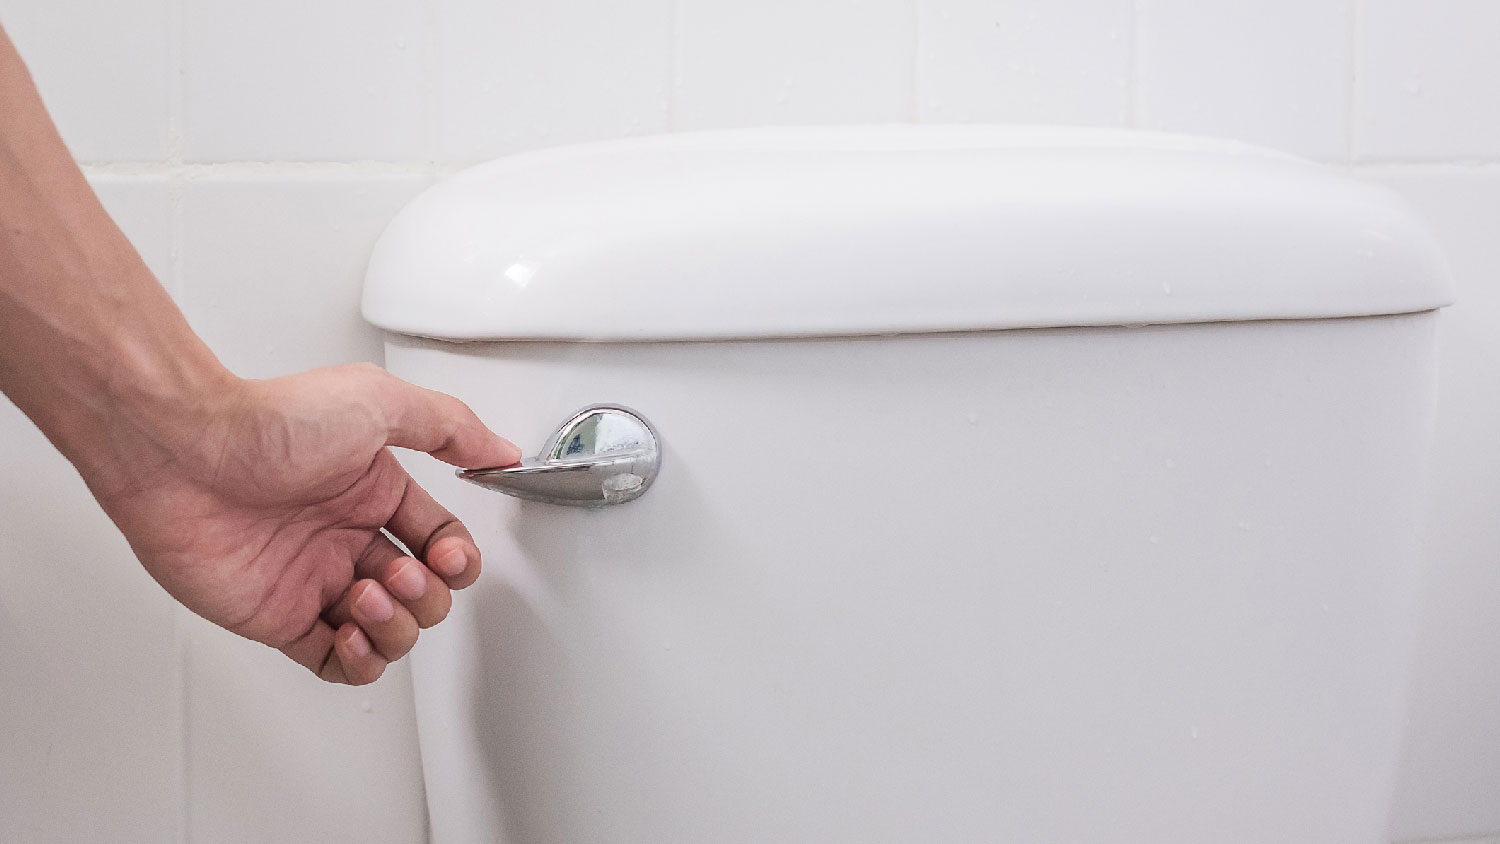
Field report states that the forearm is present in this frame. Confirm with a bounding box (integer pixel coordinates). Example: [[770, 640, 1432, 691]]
[[0, 24, 236, 495], [0, 24, 521, 686]]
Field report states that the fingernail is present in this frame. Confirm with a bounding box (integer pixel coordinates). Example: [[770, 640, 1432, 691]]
[[355, 584, 395, 623], [432, 545, 469, 577], [388, 560, 427, 601], [499, 437, 523, 464], [344, 627, 372, 659]]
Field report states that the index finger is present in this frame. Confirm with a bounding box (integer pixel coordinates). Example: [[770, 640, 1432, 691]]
[[372, 369, 520, 469]]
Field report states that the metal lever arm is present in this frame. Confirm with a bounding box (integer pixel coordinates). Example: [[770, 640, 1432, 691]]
[[456, 405, 660, 506]]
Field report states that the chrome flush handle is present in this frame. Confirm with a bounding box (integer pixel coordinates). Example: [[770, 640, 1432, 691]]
[[457, 405, 661, 506]]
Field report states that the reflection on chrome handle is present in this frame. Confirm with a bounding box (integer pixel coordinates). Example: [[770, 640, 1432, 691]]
[[457, 405, 660, 506]]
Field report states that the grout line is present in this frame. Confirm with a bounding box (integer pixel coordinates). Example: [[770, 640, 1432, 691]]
[[1393, 836, 1500, 844], [1353, 160, 1500, 172], [80, 158, 1500, 179], [1127, 0, 1143, 128], [167, 175, 186, 300], [1347, 0, 1362, 164], [666, 0, 678, 132], [166, 0, 186, 296], [421, 0, 441, 175], [172, 607, 192, 844], [80, 160, 441, 177], [908, 0, 920, 122]]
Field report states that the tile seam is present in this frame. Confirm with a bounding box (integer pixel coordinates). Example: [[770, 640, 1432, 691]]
[[1127, 0, 1144, 127]]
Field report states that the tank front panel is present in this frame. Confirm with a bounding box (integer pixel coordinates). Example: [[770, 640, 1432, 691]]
[[389, 313, 1438, 844]]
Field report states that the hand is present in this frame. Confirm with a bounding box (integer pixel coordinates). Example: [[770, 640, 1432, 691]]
[[88, 363, 520, 685], [0, 25, 521, 685]]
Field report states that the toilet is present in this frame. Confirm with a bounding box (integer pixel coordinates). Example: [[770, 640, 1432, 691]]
[[363, 126, 1451, 844]]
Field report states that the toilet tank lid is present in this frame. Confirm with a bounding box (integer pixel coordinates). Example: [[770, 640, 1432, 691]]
[[362, 125, 1452, 342]]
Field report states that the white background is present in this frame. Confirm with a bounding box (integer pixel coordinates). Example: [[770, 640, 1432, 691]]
[[0, 1, 1497, 842]]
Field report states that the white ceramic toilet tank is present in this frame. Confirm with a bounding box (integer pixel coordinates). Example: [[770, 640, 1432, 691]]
[[362, 127, 1452, 844]]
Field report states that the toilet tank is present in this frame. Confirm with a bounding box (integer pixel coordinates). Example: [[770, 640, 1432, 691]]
[[363, 127, 1452, 844]]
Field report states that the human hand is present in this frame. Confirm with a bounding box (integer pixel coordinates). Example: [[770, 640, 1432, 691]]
[[0, 24, 522, 685], [87, 363, 519, 685]]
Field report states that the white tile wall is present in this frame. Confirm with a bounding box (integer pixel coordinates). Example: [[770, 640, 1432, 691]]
[[676, 0, 913, 129], [1136, 0, 1352, 161], [0, 0, 173, 161], [1356, 1, 1500, 161], [183, 613, 426, 844], [182, 1, 428, 162], [0, 398, 182, 844], [917, 0, 1132, 125], [180, 173, 428, 378], [436, 0, 673, 162], [5, 3, 1500, 844]]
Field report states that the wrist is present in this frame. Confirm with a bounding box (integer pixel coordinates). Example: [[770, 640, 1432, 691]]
[[28, 269, 245, 500], [81, 337, 242, 500]]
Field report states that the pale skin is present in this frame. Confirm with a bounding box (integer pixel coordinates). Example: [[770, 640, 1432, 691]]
[[0, 25, 521, 684]]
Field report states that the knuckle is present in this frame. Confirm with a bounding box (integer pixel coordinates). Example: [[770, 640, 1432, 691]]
[[346, 361, 388, 379], [333, 362, 391, 395], [448, 394, 480, 422]]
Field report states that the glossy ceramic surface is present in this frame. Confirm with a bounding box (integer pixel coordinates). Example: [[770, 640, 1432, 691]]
[[388, 313, 1438, 844], [362, 126, 1451, 341]]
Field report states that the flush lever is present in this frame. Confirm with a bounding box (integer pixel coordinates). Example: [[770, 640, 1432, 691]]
[[457, 405, 660, 506]]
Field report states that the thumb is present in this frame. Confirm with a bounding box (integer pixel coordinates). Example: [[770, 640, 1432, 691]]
[[371, 369, 522, 469]]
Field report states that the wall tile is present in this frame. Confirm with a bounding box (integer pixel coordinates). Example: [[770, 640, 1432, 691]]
[[183, 612, 426, 844], [176, 172, 431, 844], [676, 0, 913, 130], [180, 173, 428, 379], [436, 0, 672, 163], [0, 400, 181, 844], [1136, 0, 1352, 161], [183, 2, 427, 162], [1370, 168, 1500, 842], [916, 0, 1130, 125], [89, 174, 177, 295], [1357, 1, 1500, 161], [0, 0, 173, 161]]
